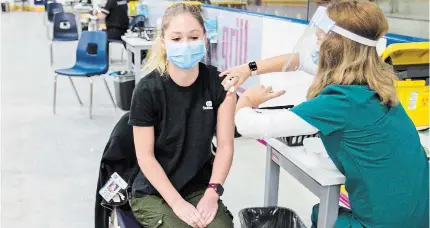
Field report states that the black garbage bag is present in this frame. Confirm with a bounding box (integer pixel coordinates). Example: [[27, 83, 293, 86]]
[[239, 207, 307, 228]]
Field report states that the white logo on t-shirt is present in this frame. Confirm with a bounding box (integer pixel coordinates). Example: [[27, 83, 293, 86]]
[[203, 101, 213, 110]]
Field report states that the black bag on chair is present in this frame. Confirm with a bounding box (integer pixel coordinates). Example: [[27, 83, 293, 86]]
[[95, 112, 141, 228]]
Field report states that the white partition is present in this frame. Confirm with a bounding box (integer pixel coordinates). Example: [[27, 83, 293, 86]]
[[204, 6, 389, 106], [259, 17, 314, 107]]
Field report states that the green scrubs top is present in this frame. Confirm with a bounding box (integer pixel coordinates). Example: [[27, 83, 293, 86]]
[[291, 85, 429, 228]]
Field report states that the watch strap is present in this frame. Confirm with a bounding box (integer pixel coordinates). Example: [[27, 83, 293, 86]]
[[207, 183, 223, 196], [207, 183, 217, 188]]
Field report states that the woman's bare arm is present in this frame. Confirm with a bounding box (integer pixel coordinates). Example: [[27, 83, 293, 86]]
[[210, 94, 236, 185], [255, 53, 299, 75], [219, 54, 299, 92], [133, 126, 183, 206]]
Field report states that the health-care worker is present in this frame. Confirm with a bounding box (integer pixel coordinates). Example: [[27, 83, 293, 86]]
[[95, 0, 129, 40], [221, 0, 429, 227]]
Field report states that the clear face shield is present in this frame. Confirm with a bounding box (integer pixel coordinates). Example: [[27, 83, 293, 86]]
[[281, 6, 379, 76]]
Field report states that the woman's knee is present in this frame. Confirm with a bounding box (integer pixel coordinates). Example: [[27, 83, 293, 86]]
[[131, 196, 186, 227]]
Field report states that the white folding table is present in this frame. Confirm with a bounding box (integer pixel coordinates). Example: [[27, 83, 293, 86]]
[[121, 36, 153, 82], [264, 138, 345, 228]]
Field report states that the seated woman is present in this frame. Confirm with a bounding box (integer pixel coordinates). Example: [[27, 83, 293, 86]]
[[221, 1, 429, 227], [128, 3, 235, 228]]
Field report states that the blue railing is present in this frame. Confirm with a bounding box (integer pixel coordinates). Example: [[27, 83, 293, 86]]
[[203, 3, 429, 45]]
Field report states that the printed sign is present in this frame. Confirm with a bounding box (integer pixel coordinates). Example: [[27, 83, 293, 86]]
[[217, 11, 262, 68], [206, 8, 263, 89]]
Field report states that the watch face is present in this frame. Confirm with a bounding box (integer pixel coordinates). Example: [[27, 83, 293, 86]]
[[248, 61, 258, 71], [216, 184, 224, 196]]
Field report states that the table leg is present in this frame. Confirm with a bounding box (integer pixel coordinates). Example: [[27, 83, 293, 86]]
[[134, 49, 142, 81], [264, 145, 280, 206], [317, 185, 340, 228], [127, 46, 133, 74]]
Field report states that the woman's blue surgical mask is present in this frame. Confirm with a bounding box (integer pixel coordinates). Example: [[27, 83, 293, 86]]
[[165, 39, 206, 70]]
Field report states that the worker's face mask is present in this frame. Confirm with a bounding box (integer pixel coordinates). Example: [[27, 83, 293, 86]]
[[281, 6, 379, 75], [311, 30, 324, 65], [311, 48, 319, 65], [165, 39, 206, 70]]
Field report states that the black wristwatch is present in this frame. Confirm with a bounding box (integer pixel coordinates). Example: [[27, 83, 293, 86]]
[[207, 183, 224, 196], [248, 61, 258, 76]]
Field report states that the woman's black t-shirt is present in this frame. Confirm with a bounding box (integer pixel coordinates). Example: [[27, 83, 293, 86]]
[[128, 63, 227, 197]]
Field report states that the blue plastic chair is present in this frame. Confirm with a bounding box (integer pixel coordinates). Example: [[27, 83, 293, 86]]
[[46, 2, 63, 38], [130, 15, 146, 31], [44, 1, 55, 25], [50, 12, 79, 65], [53, 31, 116, 119], [53, 12, 78, 41], [44, 0, 54, 11], [47, 2, 63, 22]]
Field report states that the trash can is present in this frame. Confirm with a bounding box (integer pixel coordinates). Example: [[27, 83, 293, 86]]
[[239, 207, 307, 228], [111, 71, 135, 111]]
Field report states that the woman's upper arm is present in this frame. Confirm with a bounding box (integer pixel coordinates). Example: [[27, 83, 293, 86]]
[[133, 126, 155, 159], [216, 94, 236, 147]]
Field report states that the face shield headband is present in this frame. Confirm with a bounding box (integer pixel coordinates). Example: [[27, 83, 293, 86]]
[[281, 6, 379, 73], [313, 6, 378, 47]]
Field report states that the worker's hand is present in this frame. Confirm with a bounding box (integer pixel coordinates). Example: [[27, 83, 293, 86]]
[[240, 85, 285, 107], [171, 198, 206, 228], [219, 64, 251, 94], [196, 189, 219, 226]]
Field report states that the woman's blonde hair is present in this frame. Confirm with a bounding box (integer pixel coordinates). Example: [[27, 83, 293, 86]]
[[307, 0, 398, 106], [143, 3, 206, 74]]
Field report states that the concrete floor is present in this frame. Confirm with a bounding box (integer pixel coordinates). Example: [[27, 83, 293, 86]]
[[1, 12, 319, 228]]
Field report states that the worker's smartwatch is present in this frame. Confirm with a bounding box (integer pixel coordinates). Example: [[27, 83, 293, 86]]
[[207, 183, 224, 196], [248, 61, 258, 77]]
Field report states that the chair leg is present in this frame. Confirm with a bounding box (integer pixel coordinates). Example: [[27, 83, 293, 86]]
[[103, 77, 116, 109], [53, 74, 58, 114], [50, 42, 54, 66], [121, 48, 124, 62], [46, 23, 51, 40], [109, 43, 113, 65], [68, 77, 83, 106], [89, 77, 93, 119]]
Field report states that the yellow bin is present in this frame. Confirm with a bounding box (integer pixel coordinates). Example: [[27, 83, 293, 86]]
[[395, 80, 429, 128], [381, 42, 429, 128], [169, 1, 202, 6]]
